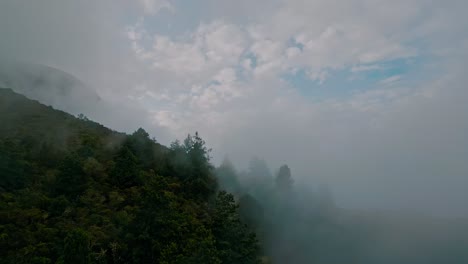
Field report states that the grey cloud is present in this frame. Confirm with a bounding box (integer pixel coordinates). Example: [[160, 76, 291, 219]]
[[212, 71, 468, 216], [1, 0, 468, 218]]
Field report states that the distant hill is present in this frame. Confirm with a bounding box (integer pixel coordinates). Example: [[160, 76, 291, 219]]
[[0, 63, 172, 142]]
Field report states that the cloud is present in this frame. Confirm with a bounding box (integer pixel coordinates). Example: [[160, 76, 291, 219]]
[[351, 64, 384, 73], [1, 0, 467, 216], [380, 75, 402, 85], [139, 0, 173, 15], [125, 20, 253, 114], [121, 0, 468, 216], [307, 70, 329, 84], [131, 21, 248, 75]]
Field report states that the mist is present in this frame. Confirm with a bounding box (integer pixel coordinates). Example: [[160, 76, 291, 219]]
[[1, 0, 468, 263], [213, 157, 468, 263]]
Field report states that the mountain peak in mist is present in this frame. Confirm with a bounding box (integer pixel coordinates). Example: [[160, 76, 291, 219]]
[[0, 62, 101, 116]]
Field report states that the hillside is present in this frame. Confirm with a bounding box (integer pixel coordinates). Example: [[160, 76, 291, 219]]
[[0, 88, 259, 264], [3, 88, 468, 264]]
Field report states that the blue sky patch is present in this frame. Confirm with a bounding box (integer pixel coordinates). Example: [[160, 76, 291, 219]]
[[283, 57, 427, 100], [287, 37, 305, 51]]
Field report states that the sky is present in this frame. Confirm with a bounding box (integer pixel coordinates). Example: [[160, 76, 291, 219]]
[[0, 0, 467, 216]]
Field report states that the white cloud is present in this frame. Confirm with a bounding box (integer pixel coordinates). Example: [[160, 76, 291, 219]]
[[139, 0, 173, 15], [307, 70, 329, 84], [2, 0, 468, 215], [380, 75, 402, 85], [351, 64, 383, 73], [129, 21, 247, 78], [120, 0, 468, 215], [124, 21, 253, 113]]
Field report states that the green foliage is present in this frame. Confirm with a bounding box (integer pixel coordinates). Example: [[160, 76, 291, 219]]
[[110, 146, 139, 188], [211, 191, 260, 264], [54, 154, 89, 199], [62, 229, 91, 264], [0, 88, 259, 264], [0, 140, 29, 190], [168, 132, 217, 201]]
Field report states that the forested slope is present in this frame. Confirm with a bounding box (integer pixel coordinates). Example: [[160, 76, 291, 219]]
[[0, 88, 259, 264], [3, 88, 468, 264]]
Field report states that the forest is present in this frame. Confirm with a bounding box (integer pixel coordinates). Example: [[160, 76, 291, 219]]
[[2, 87, 468, 264], [0, 88, 258, 264]]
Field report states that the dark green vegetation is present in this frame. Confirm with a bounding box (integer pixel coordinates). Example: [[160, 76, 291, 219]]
[[0, 88, 259, 264]]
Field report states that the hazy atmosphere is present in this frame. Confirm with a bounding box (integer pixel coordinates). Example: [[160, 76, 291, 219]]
[[1, 1, 468, 263]]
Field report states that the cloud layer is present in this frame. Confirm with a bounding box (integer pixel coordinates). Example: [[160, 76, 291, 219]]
[[1, 0, 467, 215]]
